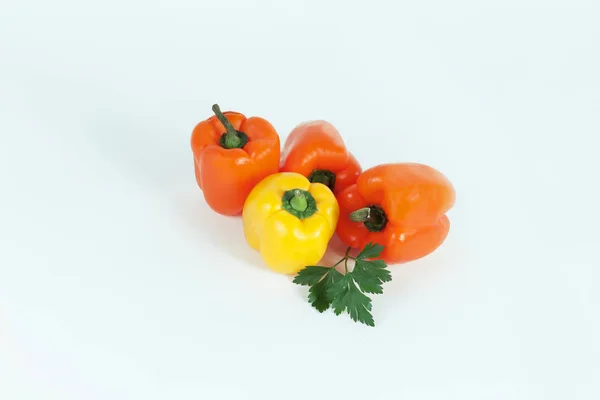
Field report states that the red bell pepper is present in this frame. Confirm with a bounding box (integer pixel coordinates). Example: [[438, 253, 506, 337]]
[[336, 163, 456, 264]]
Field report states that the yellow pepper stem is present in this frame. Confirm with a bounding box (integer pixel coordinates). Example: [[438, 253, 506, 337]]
[[290, 190, 308, 212], [282, 188, 317, 219]]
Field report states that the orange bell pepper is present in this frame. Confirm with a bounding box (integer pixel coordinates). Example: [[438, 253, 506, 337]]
[[191, 104, 280, 216], [336, 163, 456, 264], [280, 121, 362, 195]]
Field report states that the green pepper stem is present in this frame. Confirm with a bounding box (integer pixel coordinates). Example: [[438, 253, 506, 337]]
[[308, 169, 336, 192], [290, 190, 308, 212], [349, 205, 388, 232], [281, 189, 317, 220], [212, 104, 242, 149], [349, 207, 371, 222]]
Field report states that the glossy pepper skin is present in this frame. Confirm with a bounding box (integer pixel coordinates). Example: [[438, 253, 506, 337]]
[[242, 172, 339, 274], [336, 163, 455, 264], [280, 121, 362, 195], [191, 104, 280, 216]]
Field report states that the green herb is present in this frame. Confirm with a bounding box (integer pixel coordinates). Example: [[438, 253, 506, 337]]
[[293, 243, 391, 327]]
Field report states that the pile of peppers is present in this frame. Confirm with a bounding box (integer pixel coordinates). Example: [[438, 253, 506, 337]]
[[191, 104, 455, 274]]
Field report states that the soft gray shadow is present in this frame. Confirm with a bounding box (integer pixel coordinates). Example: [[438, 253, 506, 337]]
[[172, 187, 266, 270], [86, 114, 266, 269], [374, 242, 462, 326]]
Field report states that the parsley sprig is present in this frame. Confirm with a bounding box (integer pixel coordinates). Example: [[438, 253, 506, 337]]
[[293, 243, 391, 327]]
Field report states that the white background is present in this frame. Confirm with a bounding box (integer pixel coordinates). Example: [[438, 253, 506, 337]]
[[1, 1, 599, 399]]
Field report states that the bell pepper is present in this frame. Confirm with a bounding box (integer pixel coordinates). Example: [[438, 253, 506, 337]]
[[280, 120, 362, 195], [242, 172, 339, 274], [336, 163, 455, 264], [191, 104, 280, 216]]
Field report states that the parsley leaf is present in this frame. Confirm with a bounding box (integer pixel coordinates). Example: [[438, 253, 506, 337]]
[[307, 268, 343, 312], [356, 242, 384, 260], [293, 266, 331, 286], [328, 275, 374, 327], [293, 242, 391, 327], [351, 259, 392, 294]]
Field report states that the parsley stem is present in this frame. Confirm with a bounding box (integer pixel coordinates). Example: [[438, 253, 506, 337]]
[[329, 247, 353, 273], [344, 246, 352, 273]]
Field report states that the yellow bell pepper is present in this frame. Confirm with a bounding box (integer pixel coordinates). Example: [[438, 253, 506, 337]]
[[242, 172, 339, 274]]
